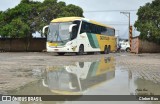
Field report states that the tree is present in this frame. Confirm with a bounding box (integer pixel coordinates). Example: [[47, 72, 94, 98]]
[[0, 0, 84, 38], [134, 0, 160, 44]]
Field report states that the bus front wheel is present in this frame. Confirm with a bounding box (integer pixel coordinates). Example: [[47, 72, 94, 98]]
[[57, 52, 65, 55], [76, 45, 84, 55]]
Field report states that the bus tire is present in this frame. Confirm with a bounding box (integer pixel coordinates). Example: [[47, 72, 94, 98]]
[[76, 45, 84, 55], [107, 46, 110, 54], [104, 46, 110, 54], [57, 52, 65, 55], [104, 46, 108, 54]]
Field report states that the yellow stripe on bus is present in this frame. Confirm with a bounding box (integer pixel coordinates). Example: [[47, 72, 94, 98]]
[[51, 17, 82, 23]]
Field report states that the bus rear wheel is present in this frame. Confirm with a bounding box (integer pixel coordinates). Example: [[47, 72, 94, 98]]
[[104, 46, 110, 54], [76, 45, 84, 55], [57, 52, 65, 55]]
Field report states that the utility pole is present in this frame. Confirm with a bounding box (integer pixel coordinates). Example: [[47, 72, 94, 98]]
[[120, 12, 132, 49], [115, 30, 120, 48], [120, 12, 130, 32]]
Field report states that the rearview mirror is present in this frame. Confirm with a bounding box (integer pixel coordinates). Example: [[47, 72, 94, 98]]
[[42, 25, 49, 36]]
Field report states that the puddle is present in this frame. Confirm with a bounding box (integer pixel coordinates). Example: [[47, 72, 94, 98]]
[[42, 57, 115, 95], [3, 57, 160, 104], [8, 57, 115, 95], [129, 72, 160, 95]]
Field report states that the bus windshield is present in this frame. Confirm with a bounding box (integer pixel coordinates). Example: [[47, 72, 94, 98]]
[[47, 22, 72, 42]]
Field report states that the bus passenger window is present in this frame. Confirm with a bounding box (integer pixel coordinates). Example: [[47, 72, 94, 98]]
[[80, 21, 91, 33], [71, 26, 77, 40], [107, 28, 115, 36], [80, 22, 85, 34], [71, 21, 80, 40], [101, 27, 107, 35]]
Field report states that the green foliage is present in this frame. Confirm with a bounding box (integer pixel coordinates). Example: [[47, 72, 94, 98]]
[[21, 0, 30, 3], [0, 18, 29, 38], [0, 0, 83, 38], [134, 0, 160, 44], [58, 4, 83, 17]]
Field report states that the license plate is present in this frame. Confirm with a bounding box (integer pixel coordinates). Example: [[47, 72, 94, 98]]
[[54, 49, 59, 51], [48, 42, 58, 46]]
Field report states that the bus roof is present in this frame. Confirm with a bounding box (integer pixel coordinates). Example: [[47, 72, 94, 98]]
[[51, 17, 114, 29], [51, 17, 82, 22]]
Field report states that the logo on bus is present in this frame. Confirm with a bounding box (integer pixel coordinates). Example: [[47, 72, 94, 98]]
[[100, 36, 109, 40], [72, 46, 77, 51]]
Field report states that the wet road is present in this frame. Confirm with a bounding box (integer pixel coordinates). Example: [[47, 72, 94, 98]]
[[0, 53, 160, 104]]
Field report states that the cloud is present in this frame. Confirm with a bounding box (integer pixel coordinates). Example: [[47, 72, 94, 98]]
[[0, 0, 21, 11], [0, 0, 45, 11]]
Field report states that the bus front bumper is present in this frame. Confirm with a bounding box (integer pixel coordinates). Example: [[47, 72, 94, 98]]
[[47, 46, 78, 53]]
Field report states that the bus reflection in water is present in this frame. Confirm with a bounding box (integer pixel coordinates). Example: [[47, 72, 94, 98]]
[[42, 57, 115, 95]]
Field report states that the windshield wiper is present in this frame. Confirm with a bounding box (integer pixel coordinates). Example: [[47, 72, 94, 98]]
[[54, 31, 64, 43]]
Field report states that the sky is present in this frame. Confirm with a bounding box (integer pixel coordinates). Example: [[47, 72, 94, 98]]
[[0, 0, 153, 39]]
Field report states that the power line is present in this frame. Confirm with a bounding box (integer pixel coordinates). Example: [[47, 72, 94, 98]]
[[98, 22, 135, 25], [107, 24, 130, 25], [84, 10, 137, 13]]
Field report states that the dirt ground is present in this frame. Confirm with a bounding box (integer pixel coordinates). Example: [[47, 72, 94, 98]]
[[0, 52, 160, 94]]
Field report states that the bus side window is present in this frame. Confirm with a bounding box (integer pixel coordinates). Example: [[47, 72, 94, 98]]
[[95, 25, 99, 34], [101, 27, 107, 35], [86, 23, 90, 33], [93, 24, 97, 34], [80, 21, 91, 33], [107, 28, 115, 36], [107, 28, 112, 36], [90, 24, 95, 34], [80, 21, 85, 34], [71, 21, 80, 40]]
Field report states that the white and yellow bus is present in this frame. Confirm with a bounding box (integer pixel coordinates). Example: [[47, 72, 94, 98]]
[[43, 17, 116, 55]]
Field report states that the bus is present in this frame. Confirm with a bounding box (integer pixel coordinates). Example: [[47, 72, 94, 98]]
[[43, 17, 116, 55]]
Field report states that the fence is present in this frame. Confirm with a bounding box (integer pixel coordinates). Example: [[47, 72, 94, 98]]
[[0, 38, 46, 52], [131, 36, 160, 53]]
